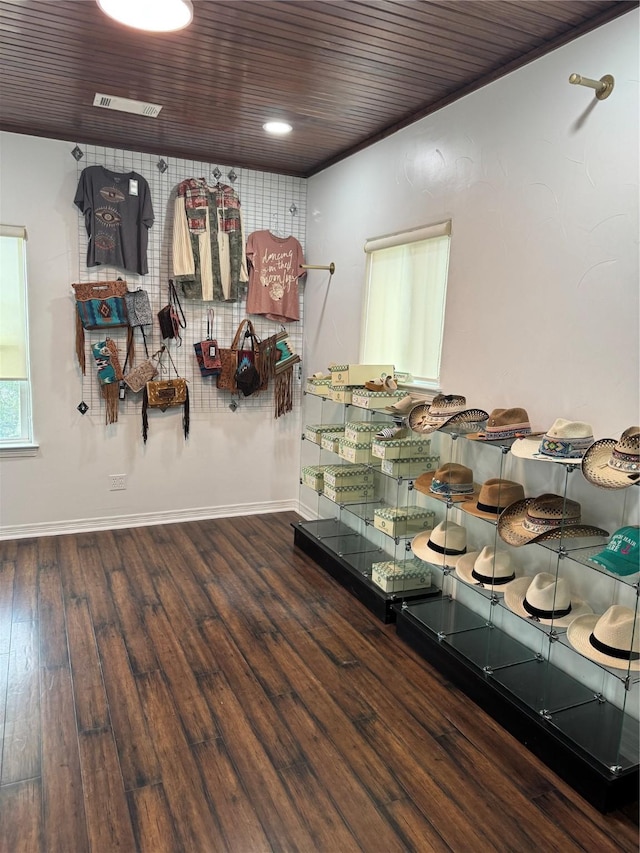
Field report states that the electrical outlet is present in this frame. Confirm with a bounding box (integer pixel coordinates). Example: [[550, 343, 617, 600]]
[[109, 474, 127, 491]]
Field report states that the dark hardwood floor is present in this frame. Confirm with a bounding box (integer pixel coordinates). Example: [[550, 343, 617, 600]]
[[0, 511, 637, 852]]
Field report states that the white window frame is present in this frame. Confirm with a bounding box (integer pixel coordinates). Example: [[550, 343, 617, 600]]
[[0, 225, 37, 455], [360, 221, 451, 390]]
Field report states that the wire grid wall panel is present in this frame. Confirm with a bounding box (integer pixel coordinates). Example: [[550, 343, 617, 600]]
[[75, 144, 307, 418]]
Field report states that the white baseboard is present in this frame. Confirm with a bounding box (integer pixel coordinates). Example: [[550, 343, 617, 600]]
[[0, 499, 300, 540]]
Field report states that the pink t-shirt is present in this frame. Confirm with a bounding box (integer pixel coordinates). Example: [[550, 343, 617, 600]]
[[246, 230, 306, 323]]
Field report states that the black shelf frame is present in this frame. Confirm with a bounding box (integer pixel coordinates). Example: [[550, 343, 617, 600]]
[[394, 597, 639, 813]]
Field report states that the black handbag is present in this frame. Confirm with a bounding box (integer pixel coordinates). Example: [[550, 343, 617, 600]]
[[158, 279, 186, 344]]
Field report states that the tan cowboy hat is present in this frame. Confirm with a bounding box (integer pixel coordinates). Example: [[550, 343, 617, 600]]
[[455, 546, 519, 592], [411, 520, 467, 567], [467, 407, 535, 442], [414, 463, 479, 503], [463, 478, 525, 520], [511, 418, 594, 465], [408, 394, 488, 436], [497, 493, 608, 547], [581, 426, 640, 490], [567, 605, 640, 671], [504, 572, 592, 628]]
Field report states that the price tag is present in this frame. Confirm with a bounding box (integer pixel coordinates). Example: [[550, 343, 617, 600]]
[[129, 179, 138, 196]]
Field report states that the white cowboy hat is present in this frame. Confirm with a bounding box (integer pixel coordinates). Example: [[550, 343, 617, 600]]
[[567, 605, 640, 671], [455, 546, 519, 592], [411, 520, 467, 567], [511, 418, 594, 465], [504, 572, 592, 628]]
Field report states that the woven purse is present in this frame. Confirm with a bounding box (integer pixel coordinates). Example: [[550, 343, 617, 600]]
[[73, 279, 129, 373], [91, 338, 123, 424]]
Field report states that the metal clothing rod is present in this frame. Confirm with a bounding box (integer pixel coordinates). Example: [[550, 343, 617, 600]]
[[301, 262, 336, 275], [569, 73, 614, 100]]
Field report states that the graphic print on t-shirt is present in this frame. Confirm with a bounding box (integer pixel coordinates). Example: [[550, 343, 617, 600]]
[[259, 246, 296, 302]]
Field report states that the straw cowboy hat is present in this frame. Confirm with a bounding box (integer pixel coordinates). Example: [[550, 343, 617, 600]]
[[504, 572, 592, 627], [497, 493, 608, 547], [581, 426, 640, 490], [463, 478, 525, 521], [455, 546, 519, 592], [511, 418, 594, 464], [408, 394, 488, 436], [414, 463, 479, 503], [567, 605, 640, 671], [467, 407, 534, 442], [411, 520, 467, 567]]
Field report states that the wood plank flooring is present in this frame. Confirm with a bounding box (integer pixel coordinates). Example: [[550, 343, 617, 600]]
[[0, 511, 637, 852]]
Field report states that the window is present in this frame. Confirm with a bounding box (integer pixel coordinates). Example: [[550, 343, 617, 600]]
[[360, 221, 451, 388], [0, 225, 34, 448]]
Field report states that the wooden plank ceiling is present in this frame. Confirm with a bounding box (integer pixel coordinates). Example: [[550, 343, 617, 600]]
[[0, 0, 636, 177]]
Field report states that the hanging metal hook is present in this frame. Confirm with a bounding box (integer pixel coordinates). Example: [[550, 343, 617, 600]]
[[569, 73, 615, 100]]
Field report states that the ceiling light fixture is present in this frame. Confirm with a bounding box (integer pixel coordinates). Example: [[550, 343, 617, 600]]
[[97, 0, 193, 33], [263, 121, 293, 136]]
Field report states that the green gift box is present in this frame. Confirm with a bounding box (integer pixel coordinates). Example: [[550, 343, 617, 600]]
[[324, 463, 376, 488], [373, 506, 436, 538], [371, 558, 432, 593]]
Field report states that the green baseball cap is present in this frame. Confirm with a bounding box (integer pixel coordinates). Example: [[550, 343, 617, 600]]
[[589, 526, 640, 576]]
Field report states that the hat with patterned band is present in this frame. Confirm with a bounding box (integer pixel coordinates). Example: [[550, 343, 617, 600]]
[[581, 426, 640, 490], [497, 493, 608, 547], [463, 478, 526, 520], [455, 546, 519, 592], [567, 605, 640, 671], [467, 407, 534, 442], [413, 463, 479, 503], [511, 418, 594, 465], [408, 394, 488, 436], [504, 572, 592, 628], [411, 521, 467, 567]]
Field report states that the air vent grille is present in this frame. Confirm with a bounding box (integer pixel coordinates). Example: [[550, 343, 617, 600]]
[[92, 93, 163, 118]]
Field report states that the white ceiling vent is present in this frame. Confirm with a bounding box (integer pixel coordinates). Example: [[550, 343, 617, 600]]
[[93, 93, 163, 118]]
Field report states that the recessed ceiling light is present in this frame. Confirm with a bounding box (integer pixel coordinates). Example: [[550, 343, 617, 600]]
[[97, 0, 193, 32], [263, 121, 293, 136]]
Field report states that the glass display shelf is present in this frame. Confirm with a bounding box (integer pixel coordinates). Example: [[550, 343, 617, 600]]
[[299, 389, 639, 811], [547, 541, 640, 588], [396, 596, 639, 808], [490, 657, 596, 713], [293, 520, 441, 624], [550, 700, 640, 773]]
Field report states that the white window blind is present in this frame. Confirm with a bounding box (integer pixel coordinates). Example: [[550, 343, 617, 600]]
[[360, 221, 451, 387], [0, 226, 29, 380]]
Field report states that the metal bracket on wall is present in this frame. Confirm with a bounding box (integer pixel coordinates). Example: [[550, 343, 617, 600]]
[[569, 73, 614, 100]]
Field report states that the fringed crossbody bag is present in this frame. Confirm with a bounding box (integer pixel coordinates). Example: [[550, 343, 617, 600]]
[[73, 279, 129, 373], [142, 347, 189, 442], [91, 338, 123, 424]]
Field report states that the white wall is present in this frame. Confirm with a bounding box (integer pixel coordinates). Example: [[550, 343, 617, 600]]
[[0, 133, 304, 537], [305, 12, 639, 438]]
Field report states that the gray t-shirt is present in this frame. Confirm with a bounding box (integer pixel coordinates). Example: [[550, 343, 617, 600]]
[[74, 165, 154, 275]]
